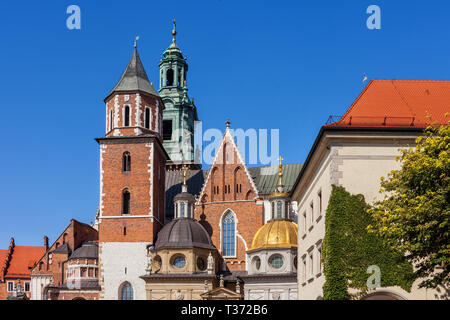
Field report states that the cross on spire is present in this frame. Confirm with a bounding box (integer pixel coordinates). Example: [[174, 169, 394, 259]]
[[134, 36, 139, 48], [225, 118, 231, 129], [277, 156, 284, 187], [172, 18, 177, 43], [181, 164, 189, 186]]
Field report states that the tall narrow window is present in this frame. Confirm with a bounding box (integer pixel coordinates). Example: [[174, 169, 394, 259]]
[[163, 120, 173, 140], [277, 201, 282, 219], [180, 202, 185, 217], [166, 69, 174, 86], [122, 189, 130, 215], [120, 282, 133, 300], [145, 108, 150, 129], [271, 202, 275, 219], [318, 190, 322, 217], [285, 201, 290, 219], [122, 152, 131, 172], [124, 106, 130, 127], [222, 211, 236, 257], [109, 110, 113, 131], [303, 211, 307, 233]]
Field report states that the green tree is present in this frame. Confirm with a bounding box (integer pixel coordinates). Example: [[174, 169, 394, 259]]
[[368, 119, 450, 289]]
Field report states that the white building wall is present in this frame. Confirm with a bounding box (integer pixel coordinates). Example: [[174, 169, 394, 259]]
[[294, 131, 441, 300], [30, 274, 52, 300], [245, 281, 298, 300], [99, 242, 150, 300]]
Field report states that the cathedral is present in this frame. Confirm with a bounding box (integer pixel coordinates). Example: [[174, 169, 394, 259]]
[[2, 22, 446, 301], [24, 21, 302, 300]]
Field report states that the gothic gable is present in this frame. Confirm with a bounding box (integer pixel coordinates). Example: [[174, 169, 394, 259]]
[[197, 128, 259, 204]]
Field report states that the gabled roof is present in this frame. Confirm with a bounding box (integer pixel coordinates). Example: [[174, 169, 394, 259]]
[[105, 46, 158, 101], [5, 246, 45, 278], [196, 127, 260, 204], [164, 163, 303, 218], [327, 80, 450, 128]]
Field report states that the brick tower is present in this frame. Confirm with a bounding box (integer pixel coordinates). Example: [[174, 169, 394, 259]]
[[96, 42, 169, 300]]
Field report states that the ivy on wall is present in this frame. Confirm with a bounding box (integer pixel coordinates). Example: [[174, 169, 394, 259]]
[[322, 185, 414, 300]]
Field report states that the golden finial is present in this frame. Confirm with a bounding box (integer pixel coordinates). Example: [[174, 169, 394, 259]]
[[277, 156, 284, 187], [181, 164, 189, 186], [134, 36, 140, 48], [225, 118, 231, 129], [172, 19, 177, 43]]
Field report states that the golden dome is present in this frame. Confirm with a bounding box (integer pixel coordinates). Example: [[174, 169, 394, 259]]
[[249, 219, 298, 251]]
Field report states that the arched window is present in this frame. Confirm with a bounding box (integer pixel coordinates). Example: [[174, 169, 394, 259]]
[[120, 282, 133, 300], [145, 108, 150, 129], [124, 106, 130, 127], [277, 201, 282, 219], [222, 211, 236, 257], [122, 189, 130, 215], [122, 152, 131, 172], [166, 69, 174, 86]]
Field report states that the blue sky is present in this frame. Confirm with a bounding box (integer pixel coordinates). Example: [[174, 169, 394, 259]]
[[1, 0, 449, 246]]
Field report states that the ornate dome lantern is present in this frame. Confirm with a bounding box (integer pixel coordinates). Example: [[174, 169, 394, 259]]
[[246, 156, 298, 276], [269, 156, 291, 220]]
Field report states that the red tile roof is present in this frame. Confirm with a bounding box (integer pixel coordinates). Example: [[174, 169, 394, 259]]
[[328, 80, 450, 128], [0, 250, 8, 281], [5, 246, 45, 278]]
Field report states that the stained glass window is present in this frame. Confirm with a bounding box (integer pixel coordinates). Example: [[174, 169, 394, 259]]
[[269, 255, 284, 269], [173, 256, 186, 268], [222, 212, 235, 256], [121, 283, 133, 300]]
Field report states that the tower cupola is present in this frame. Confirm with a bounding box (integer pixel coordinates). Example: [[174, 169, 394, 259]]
[[173, 165, 195, 219], [158, 20, 199, 165], [268, 157, 291, 220]]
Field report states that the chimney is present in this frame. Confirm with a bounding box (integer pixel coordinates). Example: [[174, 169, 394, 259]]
[[44, 236, 49, 251]]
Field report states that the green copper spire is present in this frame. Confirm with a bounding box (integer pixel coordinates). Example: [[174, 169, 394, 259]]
[[159, 20, 199, 167]]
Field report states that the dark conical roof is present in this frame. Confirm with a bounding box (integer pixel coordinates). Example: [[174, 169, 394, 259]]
[[155, 218, 215, 250], [106, 46, 158, 101]]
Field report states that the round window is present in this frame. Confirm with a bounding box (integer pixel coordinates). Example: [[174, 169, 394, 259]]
[[173, 256, 186, 268], [269, 255, 284, 269], [254, 257, 261, 270], [197, 257, 206, 271]]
